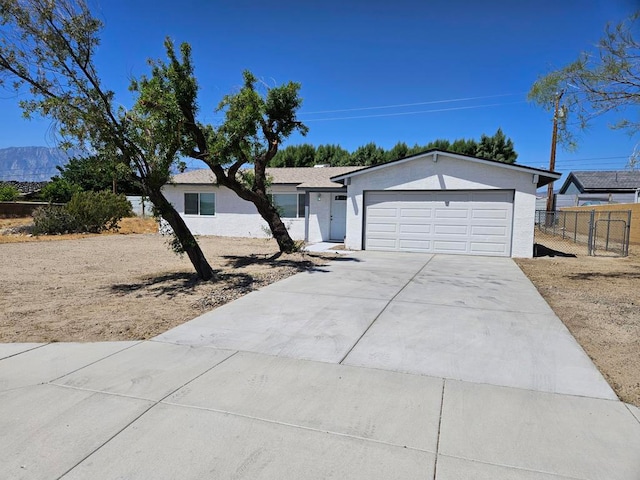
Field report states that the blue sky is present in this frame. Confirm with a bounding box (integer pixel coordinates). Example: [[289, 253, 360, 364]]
[[1, 0, 638, 182]]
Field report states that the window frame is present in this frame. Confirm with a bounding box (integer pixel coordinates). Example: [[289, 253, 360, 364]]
[[270, 192, 306, 219], [184, 192, 216, 216]]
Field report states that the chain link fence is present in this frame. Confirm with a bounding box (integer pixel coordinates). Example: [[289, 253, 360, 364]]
[[534, 210, 631, 257]]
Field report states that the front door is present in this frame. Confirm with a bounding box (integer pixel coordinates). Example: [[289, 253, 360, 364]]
[[329, 194, 347, 241]]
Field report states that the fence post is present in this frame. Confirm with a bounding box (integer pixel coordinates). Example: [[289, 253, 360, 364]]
[[562, 212, 566, 239], [605, 211, 611, 251], [626, 210, 631, 257], [573, 212, 578, 243], [587, 210, 595, 256]]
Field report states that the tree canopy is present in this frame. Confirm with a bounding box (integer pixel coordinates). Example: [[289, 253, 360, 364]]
[[528, 11, 640, 149], [270, 128, 518, 167], [0, 0, 308, 277]]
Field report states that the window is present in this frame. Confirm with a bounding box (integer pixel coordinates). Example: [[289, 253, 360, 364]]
[[184, 192, 215, 215], [271, 193, 305, 218]]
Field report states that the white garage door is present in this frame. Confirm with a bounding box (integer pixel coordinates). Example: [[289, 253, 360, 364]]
[[364, 190, 514, 256]]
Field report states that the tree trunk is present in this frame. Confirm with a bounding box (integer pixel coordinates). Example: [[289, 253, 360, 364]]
[[255, 198, 297, 253], [218, 175, 297, 253], [146, 188, 215, 281]]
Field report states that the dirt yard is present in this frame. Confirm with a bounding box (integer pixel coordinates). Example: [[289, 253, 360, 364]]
[[516, 250, 640, 407], [1, 217, 638, 407], [0, 218, 336, 343]]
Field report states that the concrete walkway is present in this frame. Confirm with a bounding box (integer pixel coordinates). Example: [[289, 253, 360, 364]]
[[1, 252, 639, 479]]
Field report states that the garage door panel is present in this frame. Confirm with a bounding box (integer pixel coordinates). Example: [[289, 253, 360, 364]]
[[368, 223, 398, 233], [433, 240, 468, 252], [367, 238, 398, 249], [472, 209, 509, 219], [470, 242, 509, 254], [471, 225, 507, 236], [368, 207, 398, 218], [435, 208, 469, 219], [398, 239, 432, 251], [400, 208, 432, 218], [399, 224, 432, 234], [364, 190, 513, 257]]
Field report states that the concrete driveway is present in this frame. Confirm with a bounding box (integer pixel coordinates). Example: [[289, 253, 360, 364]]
[[1, 252, 639, 479]]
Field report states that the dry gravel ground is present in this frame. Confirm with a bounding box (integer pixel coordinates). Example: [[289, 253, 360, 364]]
[[1, 217, 638, 407], [0, 218, 336, 343], [516, 251, 640, 407]]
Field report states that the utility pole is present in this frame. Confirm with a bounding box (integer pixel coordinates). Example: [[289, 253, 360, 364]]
[[546, 91, 564, 212]]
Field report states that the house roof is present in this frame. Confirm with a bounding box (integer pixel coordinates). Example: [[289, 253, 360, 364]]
[[331, 149, 561, 188], [559, 171, 640, 194], [169, 166, 365, 189]]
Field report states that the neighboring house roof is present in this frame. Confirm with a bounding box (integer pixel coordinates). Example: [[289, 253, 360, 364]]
[[170, 166, 365, 189], [331, 149, 561, 188], [559, 171, 640, 194]]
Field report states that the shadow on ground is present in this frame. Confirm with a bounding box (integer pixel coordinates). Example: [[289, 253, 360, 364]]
[[533, 243, 577, 258], [568, 271, 640, 281]]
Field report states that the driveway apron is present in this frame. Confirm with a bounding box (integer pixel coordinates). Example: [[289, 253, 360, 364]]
[[156, 251, 615, 399]]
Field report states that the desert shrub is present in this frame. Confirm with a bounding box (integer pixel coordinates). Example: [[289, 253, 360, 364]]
[[32, 191, 133, 234], [66, 190, 133, 233], [0, 184, 20, 201], [40, 178, 82, 203], [32, 205, 79, 235]]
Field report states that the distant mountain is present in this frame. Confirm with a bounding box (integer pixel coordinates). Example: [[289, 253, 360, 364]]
[[0, 146, 75, 182]]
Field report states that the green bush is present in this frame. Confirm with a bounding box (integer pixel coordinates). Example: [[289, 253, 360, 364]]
[[40, 178, 82, 203], [0, 184, 20, 201], [32, 191, 133, 235], [66, 191, 133, 233], [33, 205, 79, 235]]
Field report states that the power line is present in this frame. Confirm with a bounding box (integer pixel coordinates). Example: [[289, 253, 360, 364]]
[[299, 92, 527, 115], [303, 101, 527, 122]]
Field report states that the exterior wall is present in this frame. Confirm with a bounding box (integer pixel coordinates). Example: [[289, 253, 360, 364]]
[[556, 192, 636, 209], [162, 184, 334, 242], [343, 153, 539, 258], [562, 181, 580, 195]]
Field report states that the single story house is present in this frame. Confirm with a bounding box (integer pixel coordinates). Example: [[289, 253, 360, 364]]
[[556, 170, 640, 208], [164, 150, 559, 258], [163, 166, 364, 243], [330, 150, 559, 258]]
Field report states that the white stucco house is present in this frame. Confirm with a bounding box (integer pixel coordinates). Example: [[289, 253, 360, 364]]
[[330, 150, 560, 258], [162, 166, 364, 243], [163, 150, 559, 258]]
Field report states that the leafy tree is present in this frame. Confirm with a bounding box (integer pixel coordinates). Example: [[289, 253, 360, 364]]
[[386, 142, 410, 162], [476, 128, 517, 163], [135, 44, 308, 253], [315, 144, 351, 166], [351, 142, 386, 166], [0, 0, 302, 279], [423, 139, 453, 152], [40, 178, 82, 203], [56, 154, 142, 194], [0, 183, 20, 201], [449, 138, 479, 157], [528, 12, 640, 149], [270, 144, 316, 167]]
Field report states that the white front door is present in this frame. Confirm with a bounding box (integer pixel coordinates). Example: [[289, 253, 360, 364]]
[[330, 194, 347, 241]]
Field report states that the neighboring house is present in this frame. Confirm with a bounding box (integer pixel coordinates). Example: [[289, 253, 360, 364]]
[[162, 166, 364, 243], [556, 171, 640, 208], [331, 149, 559, 258]]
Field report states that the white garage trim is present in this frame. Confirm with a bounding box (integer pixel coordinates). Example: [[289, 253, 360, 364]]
[[363, 190, 514, 256]]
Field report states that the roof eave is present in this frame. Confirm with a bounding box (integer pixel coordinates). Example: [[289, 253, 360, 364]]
[[331, 149, 561, 184]]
